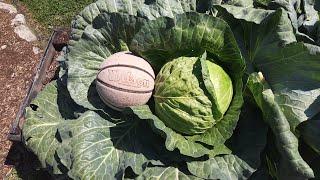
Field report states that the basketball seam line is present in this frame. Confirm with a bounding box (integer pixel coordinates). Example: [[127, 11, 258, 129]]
[[98, 64, 155, 80], [96, 79, 154, 94], [97, 90, 123, 110]]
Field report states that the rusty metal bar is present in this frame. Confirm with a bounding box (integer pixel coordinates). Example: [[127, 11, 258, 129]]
[[8, 29, 62, 142]]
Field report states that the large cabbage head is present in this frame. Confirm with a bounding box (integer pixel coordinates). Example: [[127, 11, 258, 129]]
[[127, 13, 247, 159], [154, 56, 233, 135]]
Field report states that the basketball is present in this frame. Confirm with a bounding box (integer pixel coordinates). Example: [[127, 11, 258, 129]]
[[96, 51, 155, 111]]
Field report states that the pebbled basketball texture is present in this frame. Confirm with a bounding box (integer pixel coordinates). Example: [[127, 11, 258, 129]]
[[96, 51, 155, 111]]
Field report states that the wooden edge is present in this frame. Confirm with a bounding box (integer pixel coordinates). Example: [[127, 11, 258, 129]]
[[8, 28, 68, 142]]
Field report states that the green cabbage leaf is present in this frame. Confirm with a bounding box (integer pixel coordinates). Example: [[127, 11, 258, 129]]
[[22, 0, 320, 179]]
